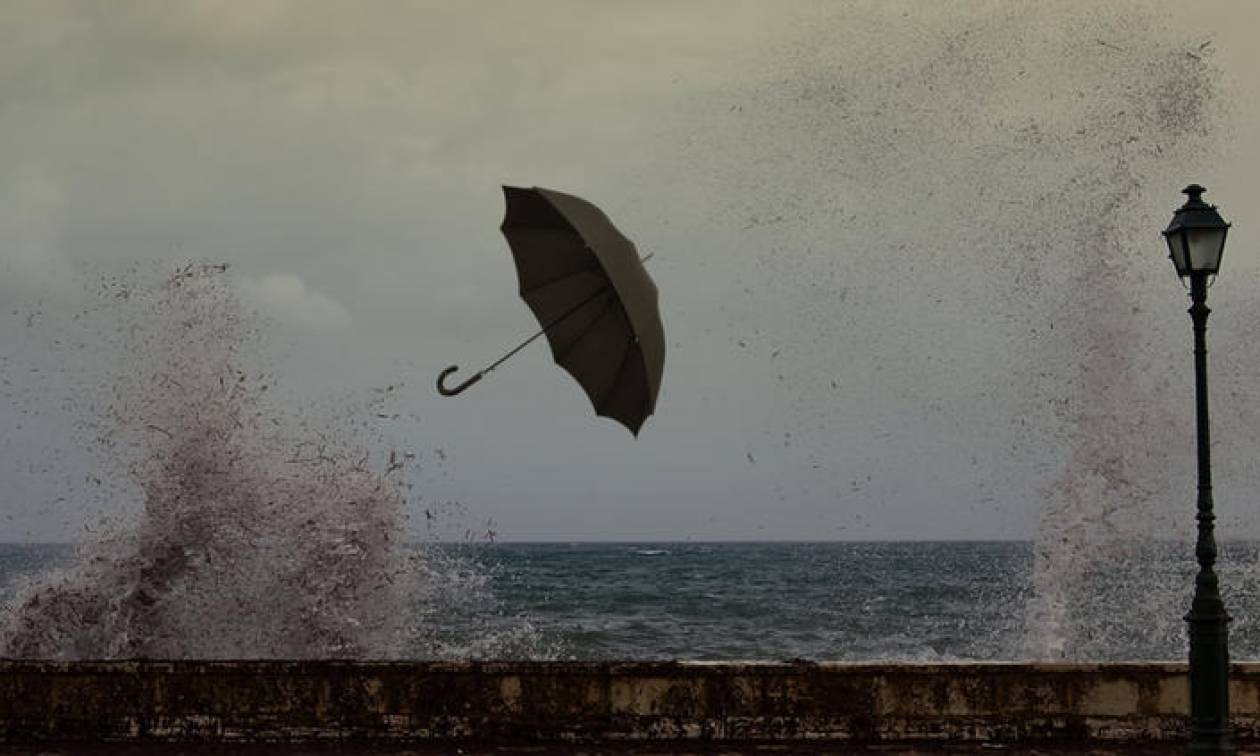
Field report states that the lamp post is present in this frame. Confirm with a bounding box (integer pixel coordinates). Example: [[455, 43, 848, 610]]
[[1163, 183, 1233, 755]]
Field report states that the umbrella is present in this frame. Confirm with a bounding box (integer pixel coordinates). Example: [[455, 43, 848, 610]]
[[437, 186, 665, 436]]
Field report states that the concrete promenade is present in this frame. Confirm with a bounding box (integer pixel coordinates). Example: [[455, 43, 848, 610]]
[[3, 661, 1260, 751]]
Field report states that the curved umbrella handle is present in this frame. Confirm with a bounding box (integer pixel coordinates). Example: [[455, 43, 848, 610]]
[[437, 365, 484, 397]]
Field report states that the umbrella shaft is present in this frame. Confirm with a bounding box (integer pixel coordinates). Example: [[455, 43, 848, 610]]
[[485, 284, 612, 374]]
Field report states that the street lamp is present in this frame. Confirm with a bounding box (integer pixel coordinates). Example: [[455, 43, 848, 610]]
[[1163, 183, 1233, 755]]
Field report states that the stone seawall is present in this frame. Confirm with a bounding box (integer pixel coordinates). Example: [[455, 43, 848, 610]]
[[3, 661, 1260, 746]]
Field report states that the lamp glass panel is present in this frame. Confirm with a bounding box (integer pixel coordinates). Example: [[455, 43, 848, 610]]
[[1166, 232, 1189, 276], [1186, 226, 1226, 273]]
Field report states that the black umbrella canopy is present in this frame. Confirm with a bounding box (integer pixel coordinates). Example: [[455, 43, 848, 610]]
[[436, 186, 665, 436], [500, 186, 665, 435]]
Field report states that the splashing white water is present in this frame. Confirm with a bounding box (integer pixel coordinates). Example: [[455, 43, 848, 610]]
[[0, 264, 553, 659]]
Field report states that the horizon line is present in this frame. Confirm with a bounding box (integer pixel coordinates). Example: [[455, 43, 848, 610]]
[[2, 536, 1246, 547]]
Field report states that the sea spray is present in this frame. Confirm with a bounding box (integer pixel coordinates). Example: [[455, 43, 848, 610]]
[[0, 264, 553, 659], [1001, 19, 1221, 659], [678, 1, 1232, 657]]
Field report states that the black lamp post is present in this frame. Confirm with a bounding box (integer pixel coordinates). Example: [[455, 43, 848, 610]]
[[1163, 183, 1233, 755]]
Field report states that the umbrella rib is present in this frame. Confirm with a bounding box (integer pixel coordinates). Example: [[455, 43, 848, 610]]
[[520, 264, 602, 297], [596, 330, 636, 410], [554, 294, 618, 364]]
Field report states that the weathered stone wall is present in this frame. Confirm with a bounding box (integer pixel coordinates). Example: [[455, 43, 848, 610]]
[[2, 661, 1259, 745]]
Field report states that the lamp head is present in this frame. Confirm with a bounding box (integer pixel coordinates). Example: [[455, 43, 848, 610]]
[[1163, 184, 1230, 278]]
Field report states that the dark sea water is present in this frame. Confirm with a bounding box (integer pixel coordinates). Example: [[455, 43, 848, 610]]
[[453, 541, 1033, 662], [9, 540, 1258, 662]]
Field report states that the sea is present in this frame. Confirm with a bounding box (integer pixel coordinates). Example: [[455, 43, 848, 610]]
[[5, 540, 1260, 662]]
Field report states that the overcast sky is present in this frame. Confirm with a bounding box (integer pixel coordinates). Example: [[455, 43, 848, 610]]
[[4, 1, 1260, 543]]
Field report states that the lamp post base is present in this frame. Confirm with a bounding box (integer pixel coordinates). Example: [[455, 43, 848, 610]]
[[1186, 728, 1234, 756]]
